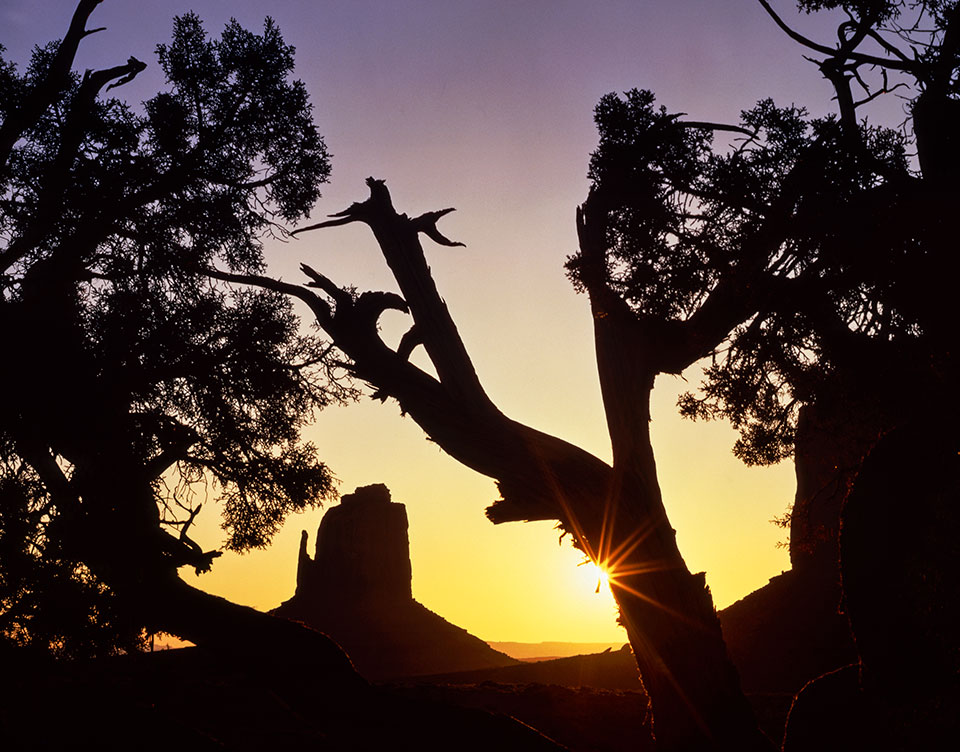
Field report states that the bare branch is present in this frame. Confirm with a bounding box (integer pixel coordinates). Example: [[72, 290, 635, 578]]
[[179, 504, 203, 540], [158, 527, 221, 574], [105, 56, 147, 91], [300, 263, 351, 307], [679, 121, 758, 137], [866, 28, 914, 63], [411, 208, 466, 247], [855, 80, 909, 108], [290, 190, 381, 235], [354, 180, 490, 405], [354, 290, 408, 322], [756, 0, 917, 72], [203, 265, 333, 326], [757, 0, 851, 56], [290, 213, 360, 235], [396, 325, 423, 361]]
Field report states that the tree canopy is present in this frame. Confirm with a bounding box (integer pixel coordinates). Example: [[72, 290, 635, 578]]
[[573, 0, 959, 466], [0, 2, 348, 656], [577, 87, 915, 465]]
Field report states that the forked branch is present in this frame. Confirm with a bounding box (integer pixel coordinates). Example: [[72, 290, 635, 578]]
[[756, 0, 917, 72], [296, 178, 487, 406]]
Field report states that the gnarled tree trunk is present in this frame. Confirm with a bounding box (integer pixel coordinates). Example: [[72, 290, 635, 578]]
[[223, 179, 773, 750]]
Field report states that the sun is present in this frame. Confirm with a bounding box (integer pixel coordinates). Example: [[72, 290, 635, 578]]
[[576, 559, 612, 594]]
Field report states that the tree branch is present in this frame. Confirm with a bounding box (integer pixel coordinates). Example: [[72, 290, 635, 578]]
[[353, 290, 409, 325], [318, 178, 492, 407], [203, 266, 334, 326], [756, 0, 917, 72], [866, 28, 913, 64], [216, 183, 620, 527], [679, 121, 757, 137], [0, 0, 105, 170], [300, 263, 352, 308], [411, 208, 466, 247], [290, 199, 372, 235], [15, 439, 78, 511], [820, 58, 859, 136], [0, 55, 147, 275], [396, 325, 423, 361]]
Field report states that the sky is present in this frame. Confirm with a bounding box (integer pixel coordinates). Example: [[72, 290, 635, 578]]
[[1, 1, 893, 643]]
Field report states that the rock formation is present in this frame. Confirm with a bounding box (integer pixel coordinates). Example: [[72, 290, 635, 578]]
[[274, 483, 519, 681], [294, 483, 412, 604], [717, 404, 869, 699], [781, 420, 960, 751]]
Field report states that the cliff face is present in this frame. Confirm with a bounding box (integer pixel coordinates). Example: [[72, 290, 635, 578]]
[[295, 483, 412, 603], [275, 483, 518, 681]]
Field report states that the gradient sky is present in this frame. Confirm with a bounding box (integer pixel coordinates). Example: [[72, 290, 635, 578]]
[[3, 1, 879, 642]]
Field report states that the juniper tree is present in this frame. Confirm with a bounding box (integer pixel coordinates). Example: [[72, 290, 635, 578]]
[[0, 0, 353, 665]]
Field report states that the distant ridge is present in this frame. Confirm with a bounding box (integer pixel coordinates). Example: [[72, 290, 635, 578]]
[[416, 644, 642, 690], [488, 641, 626, 661]]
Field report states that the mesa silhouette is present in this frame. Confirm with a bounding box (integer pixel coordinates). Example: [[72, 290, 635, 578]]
[[273, 483, 519, 680]]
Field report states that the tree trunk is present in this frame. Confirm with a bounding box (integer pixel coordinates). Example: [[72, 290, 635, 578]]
[[603, 475, 771, 751], [248, 179, 774, 751], [789, 402, 882, 578], [137, 573, 363, 681]]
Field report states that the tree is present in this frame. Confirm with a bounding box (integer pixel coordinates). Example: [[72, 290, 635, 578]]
[[689, 0, 959, 462], [711, 3, 959, 746], [213, 177, 772, 750], [0, 0, 355, 668], [216, 2, 960, 750]]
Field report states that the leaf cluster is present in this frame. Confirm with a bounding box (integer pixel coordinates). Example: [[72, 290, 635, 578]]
[[796, 0, 902, 20]]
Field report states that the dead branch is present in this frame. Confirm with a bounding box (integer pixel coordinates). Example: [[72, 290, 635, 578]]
[[411, 208, 466, 247], [0, 0, 106, 169], [300, 263, 352, 307]]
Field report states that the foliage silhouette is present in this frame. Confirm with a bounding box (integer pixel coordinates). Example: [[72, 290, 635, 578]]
[[0, 1, 351, 660], [674, 2, 959, 467]]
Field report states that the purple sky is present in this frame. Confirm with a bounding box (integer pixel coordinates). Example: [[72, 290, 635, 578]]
[[2, 2, 896, 641]]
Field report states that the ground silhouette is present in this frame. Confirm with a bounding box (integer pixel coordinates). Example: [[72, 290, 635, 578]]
[[266, 482, 859, 748], [0, 646, 564, 751]]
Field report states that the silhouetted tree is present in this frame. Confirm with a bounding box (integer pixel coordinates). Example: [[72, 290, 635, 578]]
[[0, 0, 356, 668], [212, 175, 775, 750], [580, 1, 960, 745], [0, 466, 146, 658], [214, 2, 960, 750], [686, 0, 958, 462]]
